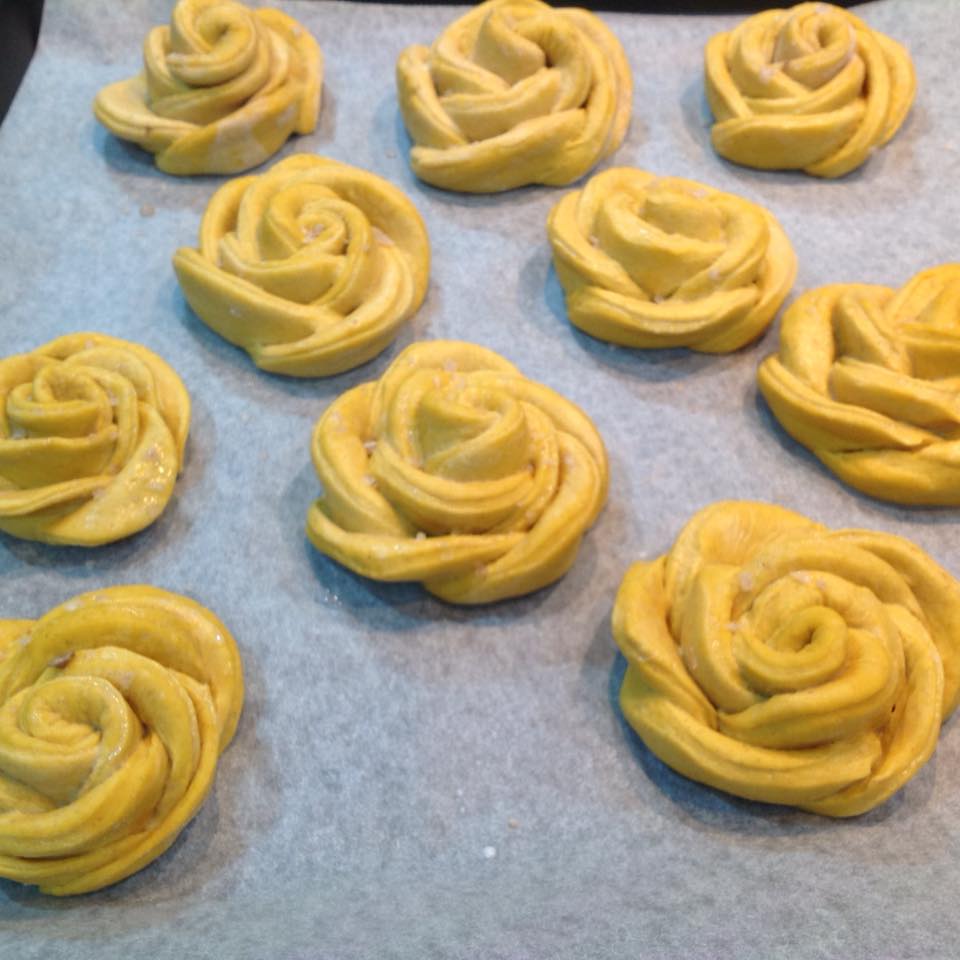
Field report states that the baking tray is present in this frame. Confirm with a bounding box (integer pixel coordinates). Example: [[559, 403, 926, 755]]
[[1, 1, 958, 957]]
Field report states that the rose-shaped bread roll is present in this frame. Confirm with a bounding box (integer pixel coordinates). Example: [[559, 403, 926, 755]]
[[396, 0, 632, 193], [0, 586, 243, 895], [93, 0, 321, 175], [0, 334, 190, 547], [705, 3, 915, 178], [614, 501, 960, 816], [174, 155, 431, 377], [547, 169, 796, 352], [307, 341, 608, 604], [758, 265, 960, 505]]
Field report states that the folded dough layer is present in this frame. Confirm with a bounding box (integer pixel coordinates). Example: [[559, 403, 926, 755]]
[[396, 0, 632, 192], [174, 155, 431, 377], [548, 168, 796, 352], [705, 2, 915, 178], [614, 500, 960, 816], [307, 340, 608, 604], [94, 0, 322, 175], [0, 586, 243, 894], [0, 334, 190, 546], [758, 264, 960, 504]]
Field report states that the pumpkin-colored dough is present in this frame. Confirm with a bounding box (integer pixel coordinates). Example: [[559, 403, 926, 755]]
[[174, 155, 431, 377], [705, 3, 915, 178], [93, 0, 322, 175], [614, 500, 960, 817], [0, 586, 243, 895], [547, 169, 796, 352], [396, 0, 632, 193], [758, 264, 960, 505], [0, 334, 190, 547], [306, 340, 608, 604]]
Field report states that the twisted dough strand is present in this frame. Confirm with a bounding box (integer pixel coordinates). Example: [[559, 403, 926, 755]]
[[705, 3, 915, 178], [174, 155, 430, 377], [0, 334, 190, 546], [548, 169, 796, 352], [758, 264, 960, 504], [94, 0, 321, 175], [396, 0, 632, 192], [614, 501, 960, 816], [307, 341, 608, 604], [0, 586, 243, 894]]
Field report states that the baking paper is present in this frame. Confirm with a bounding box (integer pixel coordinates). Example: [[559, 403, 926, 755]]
[[1, 2, 958, 957]]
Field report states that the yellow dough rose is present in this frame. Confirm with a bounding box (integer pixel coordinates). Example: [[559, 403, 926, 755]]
[[0, 586, 243, 895], [547, 169, 796, 352], [705, 3, 915, 178], [614, 501, 960, 817], [758, 264, 960, 505], [93, 0, 322, 175], [174, 155, 431, 378], [396, 0, 632, 193], [0, 334, 190, 547], [307, 341, 608, 604]]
